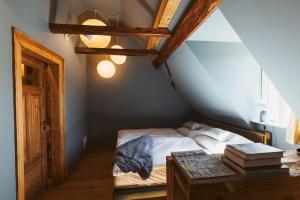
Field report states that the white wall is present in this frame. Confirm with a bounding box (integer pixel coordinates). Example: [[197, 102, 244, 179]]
[[220, 0, 300, 118], [187, 41, 261, 123], [0, 0, 87, 199], [188, 9, 241, 43], [167, 42, 260, 127], [271, 127, 300, 150]]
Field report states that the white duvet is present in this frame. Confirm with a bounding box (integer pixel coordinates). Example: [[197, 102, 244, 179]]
[[113, 127, 254, 176], [117, 128, 183, 146], [113, 128, 202, 176]]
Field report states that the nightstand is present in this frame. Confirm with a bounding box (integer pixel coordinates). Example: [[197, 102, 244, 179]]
[[167, 151, 300, 200]]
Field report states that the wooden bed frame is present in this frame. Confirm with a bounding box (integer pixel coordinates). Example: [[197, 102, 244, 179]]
[[201, 119, 272, 145], [113, 119, 272, 200]]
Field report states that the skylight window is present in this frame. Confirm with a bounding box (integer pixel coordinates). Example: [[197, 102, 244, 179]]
[[261, 71, 291, 128]]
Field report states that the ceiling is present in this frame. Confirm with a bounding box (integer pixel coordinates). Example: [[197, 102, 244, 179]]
[[66, 0, 161, 28], [188, 9, 242, 43]]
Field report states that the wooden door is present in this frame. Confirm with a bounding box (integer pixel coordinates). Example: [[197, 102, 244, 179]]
[[22, 55, 47, 200], [13, 28, 66, 200]]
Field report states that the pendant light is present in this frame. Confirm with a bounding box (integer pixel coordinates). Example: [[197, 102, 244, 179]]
[[110, 45, 127, 65], [110, 15, 126, 65], [80, 10, 111, 48], [97, 60, 116, 78]]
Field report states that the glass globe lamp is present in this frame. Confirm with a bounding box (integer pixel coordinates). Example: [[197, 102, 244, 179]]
[[97, 60, 116, 78], [110, 45, 127, 65], [80, 19, 111, 48]]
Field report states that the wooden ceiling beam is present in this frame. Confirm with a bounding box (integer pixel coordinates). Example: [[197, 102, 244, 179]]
[[49, 23, 171, 38], [153, 0, 222, 68], [147, 0, 181, 50], [75, 47, 159, 57]]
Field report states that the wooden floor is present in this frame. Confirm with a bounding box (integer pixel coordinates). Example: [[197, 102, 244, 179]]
[[40, 150, 114, 200]]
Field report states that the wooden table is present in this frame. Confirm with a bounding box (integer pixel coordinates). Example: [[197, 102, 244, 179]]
[[167, 151, 300, 200]]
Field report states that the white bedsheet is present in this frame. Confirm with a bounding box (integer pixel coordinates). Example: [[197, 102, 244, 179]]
[[117, 128, 183, 145], [113, 127, 254, 177], [152, 136, 203, 165], [113, 128, 203, 176]]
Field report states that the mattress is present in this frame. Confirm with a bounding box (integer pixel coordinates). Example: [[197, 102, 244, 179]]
[[113, 128, 203, 176], [113, 127, 254, 189], [116, 128, 183, 146], [114, 165, 166, 189]]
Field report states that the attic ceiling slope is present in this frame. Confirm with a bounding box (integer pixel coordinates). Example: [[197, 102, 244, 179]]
[[187, 41, 261, 125], [220, 0, 300, 118], [166, 43, 250, 128], [49, 0, 222, 67], [187, 9, 242, 43], [69, 0, 123, 19], [153, 0, 222, 67]]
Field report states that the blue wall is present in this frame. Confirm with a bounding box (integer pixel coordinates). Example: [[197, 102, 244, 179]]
[[86, 38, 193, 149], [166, 42, 261, 128], [167, 40, 300, 150], [187, 41, 261, 124], [0, 0, 87, 199], [220, 0, 300, 118], [218, 0, 300, 149], [270, 127, 300, 150]]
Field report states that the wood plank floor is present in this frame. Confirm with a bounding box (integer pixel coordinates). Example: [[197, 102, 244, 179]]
[[40, 150, 114, 200]]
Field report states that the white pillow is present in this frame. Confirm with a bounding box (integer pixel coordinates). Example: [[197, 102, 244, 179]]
[[177, 127, 191, 137], [201, 128, 234, 142], [193, 135, 226, 154], [198, 124, 211, 130], [182, 121, 203, 130], [176, 127, 201, 137]]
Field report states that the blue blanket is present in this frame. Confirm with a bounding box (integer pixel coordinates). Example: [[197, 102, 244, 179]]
[[114, 135, 153, 180]]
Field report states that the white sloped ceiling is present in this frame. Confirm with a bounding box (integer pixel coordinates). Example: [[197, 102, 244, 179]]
[[188, 9, 242, 43], [56, 0, 300, 128], [166, 43, 260, 128], [164, 6, 262, 128], [187, 41, 261, 123], [220, 0, 300, 118]]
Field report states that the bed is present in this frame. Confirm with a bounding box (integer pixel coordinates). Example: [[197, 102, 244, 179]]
[[113, 120, 271, 200]]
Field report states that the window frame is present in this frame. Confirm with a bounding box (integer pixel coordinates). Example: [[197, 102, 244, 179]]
[[261, 71, 291, 129]]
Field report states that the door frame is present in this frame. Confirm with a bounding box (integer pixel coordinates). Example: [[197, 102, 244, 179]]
[[12, 27, 66, 200]]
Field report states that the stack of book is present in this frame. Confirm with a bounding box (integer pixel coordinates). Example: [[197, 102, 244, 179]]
[[222, 143, 289, 176]]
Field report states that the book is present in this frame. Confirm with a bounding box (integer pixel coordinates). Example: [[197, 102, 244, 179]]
[[226, 143, 284, 160], [222, 156, 289, 176], [171, 150, 236, 180], [224, 149, 282, 168]]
